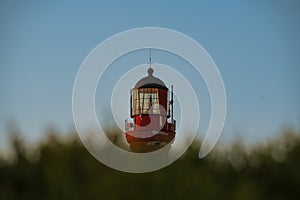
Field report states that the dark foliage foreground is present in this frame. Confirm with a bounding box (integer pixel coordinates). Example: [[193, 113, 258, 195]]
[[0, 129, 300, 200]]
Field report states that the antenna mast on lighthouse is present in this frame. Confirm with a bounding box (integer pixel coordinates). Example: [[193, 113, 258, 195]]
[[149, 49, 152, 69]]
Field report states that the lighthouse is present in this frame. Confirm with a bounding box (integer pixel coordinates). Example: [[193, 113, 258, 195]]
[[125, 67, 176, 153]]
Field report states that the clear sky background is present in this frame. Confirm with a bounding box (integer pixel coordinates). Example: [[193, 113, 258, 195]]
[[1, 1, 300, 150]]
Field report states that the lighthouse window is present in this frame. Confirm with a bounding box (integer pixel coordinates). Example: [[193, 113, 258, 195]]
[[132, 88, 160, 115], [159, 116, 162, 127]]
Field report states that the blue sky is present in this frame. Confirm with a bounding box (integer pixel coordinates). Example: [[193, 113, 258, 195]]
[[1, 1, 300, 149]]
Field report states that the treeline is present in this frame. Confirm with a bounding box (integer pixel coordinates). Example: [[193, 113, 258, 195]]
[[0, 128, 300, 200]]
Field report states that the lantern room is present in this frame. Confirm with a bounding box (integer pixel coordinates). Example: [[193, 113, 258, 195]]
[[125, 68, 176, 153]]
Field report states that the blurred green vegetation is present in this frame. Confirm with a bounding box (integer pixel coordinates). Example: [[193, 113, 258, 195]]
[[0, 128, 300, 200]]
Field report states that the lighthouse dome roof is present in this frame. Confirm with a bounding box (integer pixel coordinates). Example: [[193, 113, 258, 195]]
[[134, 68, 167, 89]]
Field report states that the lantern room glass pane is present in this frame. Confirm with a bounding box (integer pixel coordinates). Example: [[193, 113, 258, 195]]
[[132, 88, 160, 115]]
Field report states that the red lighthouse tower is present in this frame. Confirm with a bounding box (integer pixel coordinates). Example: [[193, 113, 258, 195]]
[[125, 68, 176, 152]]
